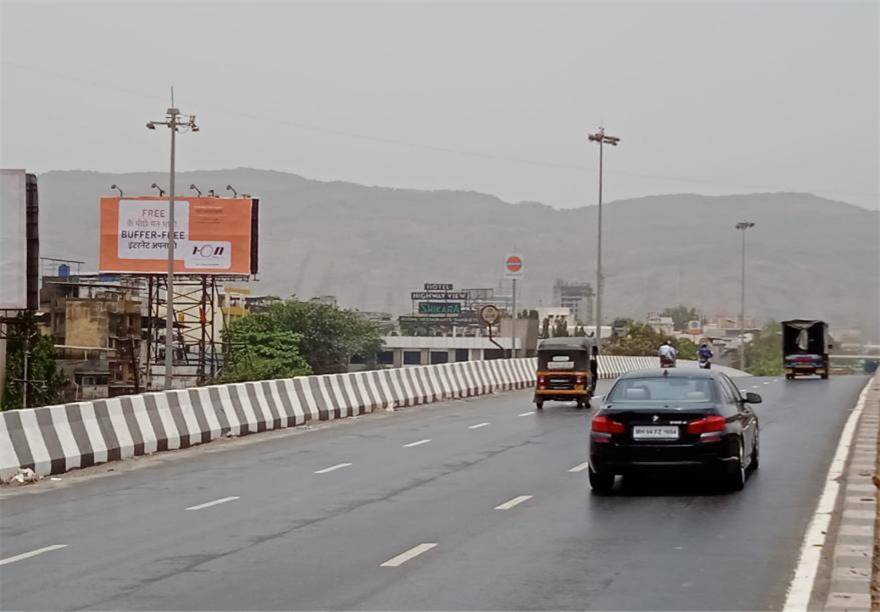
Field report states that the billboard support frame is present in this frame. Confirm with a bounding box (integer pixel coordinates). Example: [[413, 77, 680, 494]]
[[142, 273, 247, 388]]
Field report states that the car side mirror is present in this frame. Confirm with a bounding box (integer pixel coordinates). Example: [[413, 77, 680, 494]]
[[745, 392, 762, 404]]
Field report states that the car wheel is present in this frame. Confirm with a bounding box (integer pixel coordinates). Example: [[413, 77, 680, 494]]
[[588, 466, 615, 494], [725, 438, 746, 491], [749, 430, 759, 472]]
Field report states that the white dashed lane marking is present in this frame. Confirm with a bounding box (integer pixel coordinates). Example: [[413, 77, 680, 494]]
[[469, 422, 490, 430], [518, 411, 536, 417], [186, 496, 240, 511], [0, 545, 68, 566], [403, 439, 431, 448], [380, 543, 438, 567], [568, 462, 590, 473], [314, 463, 352, 474], [495, 495, 533, 510]]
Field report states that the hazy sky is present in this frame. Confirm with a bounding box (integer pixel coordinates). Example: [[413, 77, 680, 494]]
[[2, 1, 878, 209]]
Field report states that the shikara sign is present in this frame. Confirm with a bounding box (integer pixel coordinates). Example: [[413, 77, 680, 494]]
[[418, 302, 462, 315]]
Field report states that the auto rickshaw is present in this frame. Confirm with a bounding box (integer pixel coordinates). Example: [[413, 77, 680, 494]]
[[534, 336, 598, 410]]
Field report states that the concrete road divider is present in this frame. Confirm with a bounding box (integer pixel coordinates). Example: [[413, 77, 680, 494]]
[[0, 356, 743, 482]]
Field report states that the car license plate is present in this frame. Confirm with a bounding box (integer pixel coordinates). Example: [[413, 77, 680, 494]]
[[632, 426, 679, 440]]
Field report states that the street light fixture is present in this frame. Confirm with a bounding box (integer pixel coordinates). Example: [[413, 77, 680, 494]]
[[146, 104, 199, 390], [189, 184, 202, 196], [587, 126, 620, 344], [110, 184, 123, 197], [735, 221, 756, 371], [226, 185, 238, 197], [150, 182, 166, 197]]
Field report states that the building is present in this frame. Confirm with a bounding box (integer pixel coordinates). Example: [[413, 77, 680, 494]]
[[376, 320, 538, 368], [552, 280, 594, 324], [40, 276, 143, 400], [646, 313, 675, 337], [310, 295, 338, 307]]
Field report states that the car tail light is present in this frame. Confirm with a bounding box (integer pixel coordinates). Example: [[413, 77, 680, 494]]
[[575, 375, 585, 385], [592, 415, 625, 435], [686, 415, 726, 435], [537, 375, 546, 388]]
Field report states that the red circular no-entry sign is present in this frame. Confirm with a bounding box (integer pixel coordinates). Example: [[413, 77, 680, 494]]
[[505, 255, 523, 272]]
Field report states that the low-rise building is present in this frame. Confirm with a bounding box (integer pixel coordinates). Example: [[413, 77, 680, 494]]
[[552, 280, 594, 324], [41, 276, 143, 400]]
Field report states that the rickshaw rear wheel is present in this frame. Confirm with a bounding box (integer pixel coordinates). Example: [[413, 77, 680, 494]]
[[535, 400, 544, 410]]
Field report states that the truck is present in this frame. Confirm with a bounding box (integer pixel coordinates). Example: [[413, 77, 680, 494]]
[[782, 319, 831, 380]]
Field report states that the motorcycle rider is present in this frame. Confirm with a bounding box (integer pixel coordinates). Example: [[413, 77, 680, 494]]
[[658, 340, 677, 368], [698, 343, 714, 369]]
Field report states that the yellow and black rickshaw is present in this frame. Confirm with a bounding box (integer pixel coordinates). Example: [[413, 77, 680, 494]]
[[534, 336, 598, 410]]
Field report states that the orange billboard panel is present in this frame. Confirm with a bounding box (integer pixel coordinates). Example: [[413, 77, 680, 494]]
[[99, 196, 255, 275]]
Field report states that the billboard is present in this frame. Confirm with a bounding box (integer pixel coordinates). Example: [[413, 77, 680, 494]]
[[99, 196, 257, 275], [0, 169, 27, 309]]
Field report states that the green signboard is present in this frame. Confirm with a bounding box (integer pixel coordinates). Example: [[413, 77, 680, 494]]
[[418, 302, 461, 315]]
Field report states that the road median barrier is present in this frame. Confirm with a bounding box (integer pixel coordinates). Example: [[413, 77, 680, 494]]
[[0, 355, 743, 482]]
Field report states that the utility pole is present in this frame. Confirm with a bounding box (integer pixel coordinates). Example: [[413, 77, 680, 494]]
[[511, 278, 517, 358], [22, 342, 29, 409], [587, 127, 620, 344], [147, 101, 199, 390], [736, 221, 755, 371]]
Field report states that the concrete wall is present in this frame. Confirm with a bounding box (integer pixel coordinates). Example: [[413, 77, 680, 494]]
[[0, 356, 748, 482]]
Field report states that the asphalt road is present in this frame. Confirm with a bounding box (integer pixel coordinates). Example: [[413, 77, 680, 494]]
[[0, 375, 869, 610]]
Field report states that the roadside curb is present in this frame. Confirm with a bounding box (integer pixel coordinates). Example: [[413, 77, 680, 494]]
[[824, 373, 880, 611]]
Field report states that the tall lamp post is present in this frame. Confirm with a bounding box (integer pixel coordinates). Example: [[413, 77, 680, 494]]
[[147, 106, 199, 390], [735, 221, 755, 371], [587, 127, 620, 344]]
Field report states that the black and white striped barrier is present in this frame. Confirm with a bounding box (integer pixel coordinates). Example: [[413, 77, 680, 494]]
[[0, 356, 743, 481]]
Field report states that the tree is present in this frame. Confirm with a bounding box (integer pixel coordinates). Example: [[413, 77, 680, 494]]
[[604, 323, 665, 356], [662, 305, 700, 332], [264, 300, 384, 374], [221, 313, 311, 382], [744, 321, 783, 376], [676, 337, 699, 361], [2, 313, 67, 410]]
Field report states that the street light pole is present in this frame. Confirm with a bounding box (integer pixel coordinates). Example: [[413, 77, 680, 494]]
[[587, 127, 620, 344], [736, 221, 755, 371], [147, 106, 198, 390]]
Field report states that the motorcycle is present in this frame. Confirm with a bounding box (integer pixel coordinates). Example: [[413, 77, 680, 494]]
[[660, 355, 676, 368], [698, 357, 712, 369]]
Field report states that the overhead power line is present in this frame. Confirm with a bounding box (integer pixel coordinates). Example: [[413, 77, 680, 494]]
[[2, 60, 877, 200]]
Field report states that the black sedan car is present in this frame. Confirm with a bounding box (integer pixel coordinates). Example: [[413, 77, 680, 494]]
[[588, 369, 760, 493]]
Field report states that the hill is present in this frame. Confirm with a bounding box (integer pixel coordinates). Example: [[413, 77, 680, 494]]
[[36, 169, 880, 338]]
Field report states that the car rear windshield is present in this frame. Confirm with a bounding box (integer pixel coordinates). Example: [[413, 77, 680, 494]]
[[607, 377, 717, 404]]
